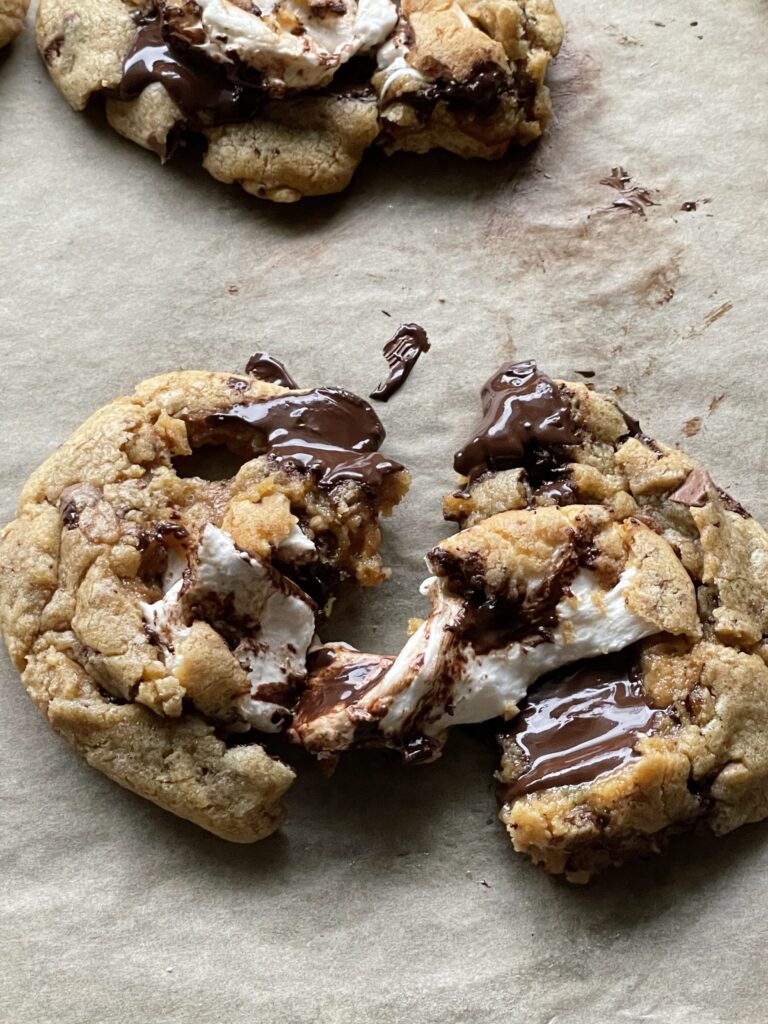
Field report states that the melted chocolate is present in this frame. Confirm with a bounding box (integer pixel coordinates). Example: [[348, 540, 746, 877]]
[[208, 387, 403, 489], [293, 653, 395, 725], [498, 649, 659, 802], [245, 352, 298, 389], [434, 531, 593, 655], [401, 62, 510, 117], [119, 12, 265, 124], [454, 361, 580, 486], [370, 323, 430, 402]]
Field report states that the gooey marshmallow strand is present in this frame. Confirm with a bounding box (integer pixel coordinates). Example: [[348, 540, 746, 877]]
[[297, 566, 662, 752]]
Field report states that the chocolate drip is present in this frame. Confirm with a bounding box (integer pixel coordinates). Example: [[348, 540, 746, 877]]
[[118, 11, 265, 124], [294, 652, 395, 725], [245, 352, 298, 389], [498, 649, 659, 802], [401, 62, 509, 118], [370, 323, 430, 402], [208, 387, 404, 489], [454, 361, 580, 486]]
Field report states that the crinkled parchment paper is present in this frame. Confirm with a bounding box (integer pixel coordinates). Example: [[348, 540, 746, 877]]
[[2, 2, 768, 1021]]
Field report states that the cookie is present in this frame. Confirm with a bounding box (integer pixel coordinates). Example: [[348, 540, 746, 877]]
[[0, 0, 28, 47], [0, 365, 409, 840], [294, 361, 768, 880], [36, 0, 562, 201]]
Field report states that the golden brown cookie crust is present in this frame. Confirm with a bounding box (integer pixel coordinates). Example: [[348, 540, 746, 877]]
[[0, 0, 29, 47]]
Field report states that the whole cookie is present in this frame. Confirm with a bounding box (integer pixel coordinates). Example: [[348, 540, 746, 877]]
[[0, 0, 29, 47], [36, 0, 562, 201], [0, 368, 409, 840]]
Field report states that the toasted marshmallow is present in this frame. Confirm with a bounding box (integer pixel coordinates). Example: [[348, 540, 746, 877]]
[[143, 524, 315, 731], [170, 0, 398, 93]]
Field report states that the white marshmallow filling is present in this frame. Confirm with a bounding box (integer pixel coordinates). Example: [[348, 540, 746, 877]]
[[176, 0, 399, 92], [292, 565, 664, 755], [142, 524, 316, 732]]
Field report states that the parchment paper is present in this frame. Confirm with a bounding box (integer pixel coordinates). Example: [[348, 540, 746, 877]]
[[2, 3, 768, 1021]]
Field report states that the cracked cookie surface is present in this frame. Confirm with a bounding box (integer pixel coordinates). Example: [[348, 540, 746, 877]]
[[35, 0, 562, 200]]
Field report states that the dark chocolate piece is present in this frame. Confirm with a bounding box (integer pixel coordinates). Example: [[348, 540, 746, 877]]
[[370, 323, 430, 402], [498, 649, 659, 802], [669, 469, 751, 518], [245, 352, 298, 389], [118, 11, 265, 125], [208, 387, 404, 489], [293, 651, 395, 726], [399, 61, 510, 118], [454, 361, 580, 485], [669, 468, 713, 508]]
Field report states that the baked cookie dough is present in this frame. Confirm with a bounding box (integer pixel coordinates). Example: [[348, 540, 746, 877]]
[[0, 0, 29, 48], [35, 0, 563, 201], [0, 364, 408, 840], [297, 361, 768, 880]]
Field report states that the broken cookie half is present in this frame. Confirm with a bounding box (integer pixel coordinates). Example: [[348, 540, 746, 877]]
[[0, 361, 409, 841], [297, 361, 768, 880]]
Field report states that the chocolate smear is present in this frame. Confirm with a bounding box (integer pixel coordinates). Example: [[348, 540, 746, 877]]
[[432, 528, 596, 654], [118, 11, 265, 126], [498, 648, 660, 802], [454, 361, 580, 488], [370, 323, 430, 402], [293, 651, 395, 726], [399, 62, 510, 118], [245, 352, 298, 389], [208, 387, 404, 490]]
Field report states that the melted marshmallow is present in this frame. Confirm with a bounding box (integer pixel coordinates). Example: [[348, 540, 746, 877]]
[[185, 0, 398, 91], [143, 524, 315, 731]]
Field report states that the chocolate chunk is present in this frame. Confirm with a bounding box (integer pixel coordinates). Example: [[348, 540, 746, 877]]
[[208, 387, 404, 490], [669, 468, 713, 508], [498, 649, 660, 802], [118, 11, 265, 125], [370, 323, 430, 402], [669, 469, 751, 518], [245, 352, 298, 389], [454, 361, 580, 486]]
